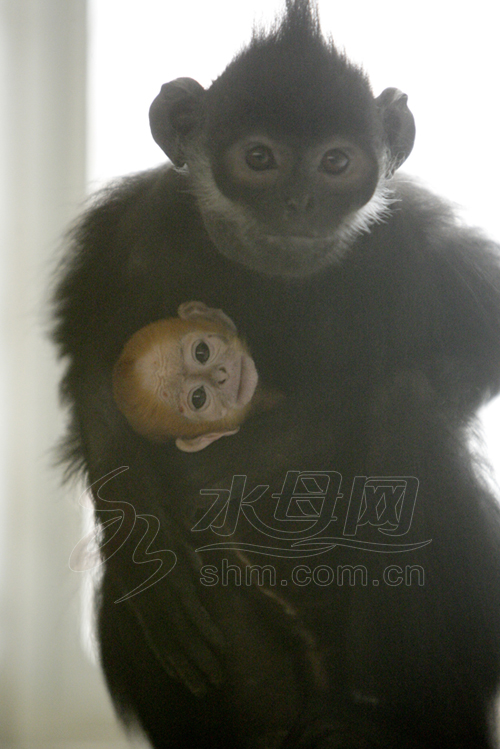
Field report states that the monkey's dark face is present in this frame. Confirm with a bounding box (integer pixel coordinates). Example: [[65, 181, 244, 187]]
[[186, 134, 387, 277], [206, 131, 380, 276], [220, 134, 378, 232]]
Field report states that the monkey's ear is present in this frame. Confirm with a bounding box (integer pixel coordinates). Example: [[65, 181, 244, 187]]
[[178, 301, 237, 332], [149, 78, 206, 167], [175, 429, 240, 453], [375, 87, 416, 176]]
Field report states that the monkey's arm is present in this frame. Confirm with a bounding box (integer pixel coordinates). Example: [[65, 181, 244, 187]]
[[69, 371, 226, 695], [53, 173, 228, 695], [365, 181, 500, 410]]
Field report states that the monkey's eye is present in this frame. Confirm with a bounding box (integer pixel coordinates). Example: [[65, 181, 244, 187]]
[[320, 149, 350, 175], [190, 386, 207, 410], [194, 341, 210, 364], [245, 146, 276, 171]]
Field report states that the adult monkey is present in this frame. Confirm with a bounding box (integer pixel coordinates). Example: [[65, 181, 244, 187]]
[[53, 0, 500, 747]]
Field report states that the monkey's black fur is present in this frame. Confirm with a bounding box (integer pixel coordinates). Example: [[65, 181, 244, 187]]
[[53, 1, 500, 747]]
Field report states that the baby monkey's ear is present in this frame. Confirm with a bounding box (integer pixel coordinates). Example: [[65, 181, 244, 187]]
[[177, 301, 237, 332], [175, 428, 240, 453]]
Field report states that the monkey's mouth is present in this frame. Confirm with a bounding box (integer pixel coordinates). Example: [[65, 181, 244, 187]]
[[201, 211, 344, 278], [265, 235, 334, 250], [235, 353, 258, 407], [262, 234, 341, 267]]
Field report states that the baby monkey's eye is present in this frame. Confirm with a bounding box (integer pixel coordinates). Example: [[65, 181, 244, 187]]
[[190, 386, 207, 409], [194, 341, 210, 364]]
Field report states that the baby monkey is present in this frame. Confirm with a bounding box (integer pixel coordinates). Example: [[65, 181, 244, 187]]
[[113, 302, 260, 452]]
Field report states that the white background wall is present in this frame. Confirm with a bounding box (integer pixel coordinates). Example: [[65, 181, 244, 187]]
[[0, 1, 133, 747], [0, 0, 499, 746]]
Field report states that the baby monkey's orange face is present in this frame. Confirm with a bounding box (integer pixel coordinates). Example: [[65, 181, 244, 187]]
[[149, 322, 257, 422], [113, 302, 258, 452]]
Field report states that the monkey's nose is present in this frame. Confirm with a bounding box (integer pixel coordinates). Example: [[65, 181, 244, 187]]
[[214, 366, 228, 386], [213, 360, 242, 405], [284, 195, 314, 214]]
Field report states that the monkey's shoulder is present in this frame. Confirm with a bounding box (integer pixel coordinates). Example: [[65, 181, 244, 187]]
[[73, 166, 194, 249], [59, 166, 208, 292], [358, 175, 500, 282]]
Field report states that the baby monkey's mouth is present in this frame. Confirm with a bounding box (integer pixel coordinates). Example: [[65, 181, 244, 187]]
[[234, 353, 258, 408]]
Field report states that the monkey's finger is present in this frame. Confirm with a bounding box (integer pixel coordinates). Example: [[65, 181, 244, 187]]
[[128, 592, 225, 694], [157, 601, 225, 687]]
